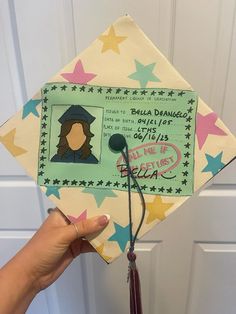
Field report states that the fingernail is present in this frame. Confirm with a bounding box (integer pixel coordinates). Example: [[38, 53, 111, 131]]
[[98, 214, 110, 226]]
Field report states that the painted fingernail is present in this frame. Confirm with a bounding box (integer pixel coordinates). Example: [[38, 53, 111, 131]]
[[98, 214, 110, 226]]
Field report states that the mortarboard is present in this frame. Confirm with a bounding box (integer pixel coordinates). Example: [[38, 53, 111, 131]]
[[1, 15, 236, 267], [58, 105, 96, 124]]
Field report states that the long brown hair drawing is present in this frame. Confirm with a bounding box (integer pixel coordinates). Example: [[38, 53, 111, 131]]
[[51, 105, 99, 164]]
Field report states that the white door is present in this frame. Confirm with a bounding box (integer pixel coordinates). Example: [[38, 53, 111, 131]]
[[1, 1, 236, 313]]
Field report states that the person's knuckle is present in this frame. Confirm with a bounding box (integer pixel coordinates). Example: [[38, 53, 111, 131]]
[[79, 219, 89, 234]]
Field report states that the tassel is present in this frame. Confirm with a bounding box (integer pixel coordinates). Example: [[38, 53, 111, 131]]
[[127, 251, 143, 314]]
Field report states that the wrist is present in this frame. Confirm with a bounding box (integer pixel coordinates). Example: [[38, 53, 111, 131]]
[[0, 256, 38, 314]]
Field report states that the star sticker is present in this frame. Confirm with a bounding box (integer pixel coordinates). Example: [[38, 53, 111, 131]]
[[82, 188, 117, 207], [46, 186, 61, 199], [196, 112, 227, 149], [99, 25, 127, 53], [44, 178, 50, 184], [158, 186, 165, 193], [151, 91, 156, 96], [22, 99, 41, 119], [184, 152, 190, 158], [67, 210, 87, 223], [0, 129, 27, 156], [178, 91, 185, 96], [188, 99, 195, 104], [146, 196, 174, 223], [183, 161, 189, 167], [128, 60, 160, 88], [108, 223, 130, 252], [61, 60, 96, 84], [202, 151, 225, 176], [166, 187, 173, 193], [63, 179, 69, 185], [61, 85, 67, 91]]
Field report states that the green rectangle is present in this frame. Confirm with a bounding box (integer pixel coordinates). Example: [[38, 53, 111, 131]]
[[37, 83, 197, 196]]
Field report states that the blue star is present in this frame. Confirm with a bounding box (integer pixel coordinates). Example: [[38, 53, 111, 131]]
[[82, 188, 117, 207], [45, 186, 61, 199], [128, 60, 160, 88], [202, 151, 225, 176], [108, 223, 131, 252], [22, 99, 42, 119]]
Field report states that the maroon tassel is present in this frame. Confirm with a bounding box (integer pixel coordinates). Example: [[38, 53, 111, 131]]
[[127, 251, 143, 314]]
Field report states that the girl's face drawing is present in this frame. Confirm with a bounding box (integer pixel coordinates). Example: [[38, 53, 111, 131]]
[[66, 123, 86, 151]]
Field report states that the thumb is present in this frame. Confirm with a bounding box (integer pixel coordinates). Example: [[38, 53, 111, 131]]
[[64, 214, 110, 243]]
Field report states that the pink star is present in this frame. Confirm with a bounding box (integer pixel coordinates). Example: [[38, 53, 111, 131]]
[[61, 60, 96, 84], [196, 112, 227, 149], [67, 210, 87, 223]]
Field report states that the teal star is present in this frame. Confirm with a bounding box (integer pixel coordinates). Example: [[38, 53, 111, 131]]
[[202, 151, 225, 176], [128, 60, 160, 88], [45, 186, 61, 199], [22, 99, 42, 119], [82, 188, 117, 207], [108, 223, 130, 252]]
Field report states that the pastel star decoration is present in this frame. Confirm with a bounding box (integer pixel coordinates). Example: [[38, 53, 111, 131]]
[[196, 112, 227, 149], [96, 243, 112, 261], [22, 99, 42, 119], [146, 196, 174, 223], [82, 188, 117, 207], [202, 151, 225, 176], [128, 60, 160, 88], [67, 210, 87, 223], [61, 60, 97, 84], [0, 129, 27, 156], [108, 223, 130, 252], [45, 186, 61, 199], [99, 25, 126, 53]]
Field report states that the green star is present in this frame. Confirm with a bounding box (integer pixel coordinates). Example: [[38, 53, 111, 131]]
[[82, 188, 117, 207], [128, 60, 160, 88]]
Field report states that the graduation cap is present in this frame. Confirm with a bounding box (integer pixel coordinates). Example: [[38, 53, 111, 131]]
[[1, 15, 236, 281], [58, 105, 95, 125]]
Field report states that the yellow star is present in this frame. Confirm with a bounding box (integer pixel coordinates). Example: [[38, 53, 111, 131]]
[[0, 128, 27, 156], [146, 196, 174, 224], [96, 243, 112, 262], [99, 26, 127, 53]]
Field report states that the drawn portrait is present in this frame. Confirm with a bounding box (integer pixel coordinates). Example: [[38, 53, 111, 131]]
[[51, 105, 99, 164]]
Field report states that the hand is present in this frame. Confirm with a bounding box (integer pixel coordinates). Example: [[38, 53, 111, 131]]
[[19, 208, 110, 292], [0, 208, 109, 314]]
